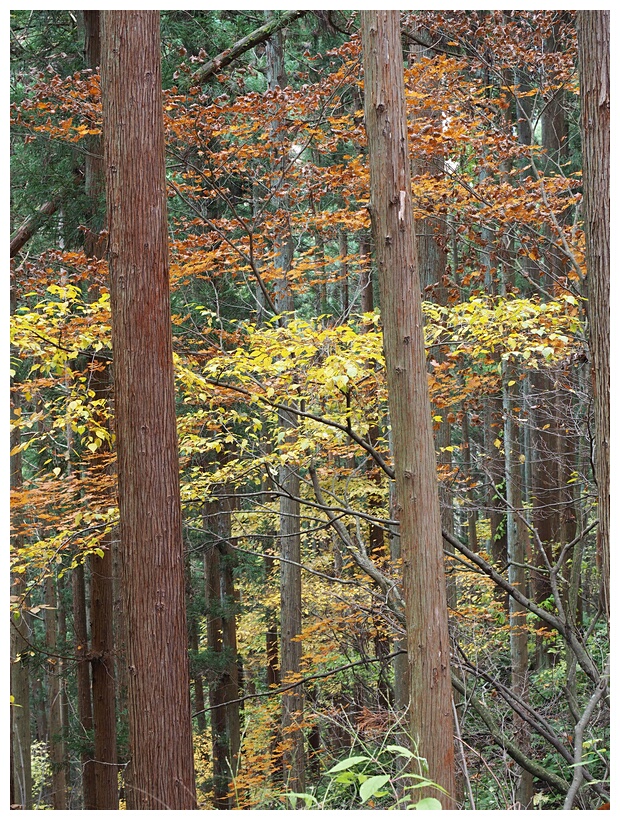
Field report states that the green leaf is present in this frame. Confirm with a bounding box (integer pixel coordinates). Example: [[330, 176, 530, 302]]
[[385, 744, 415, 759], [414, 797, 442, 810], [285, 792, 319, 808], [359, 774, 390, 803], [327, 755, 370, 773], [334, 771, 357, 785]]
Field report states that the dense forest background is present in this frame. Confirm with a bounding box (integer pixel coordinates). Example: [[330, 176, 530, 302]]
[[10, 10, 609, 811]]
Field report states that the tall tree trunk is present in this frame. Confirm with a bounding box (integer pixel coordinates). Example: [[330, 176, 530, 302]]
[[88, 364, 119, 809], [204, 538, 227, 808], [502, 366, 533, 809], [89, 536, 118, 809], [461, 407, 478, 554], [204, 476, 241, 809], [10, 380, 33, 810], [339, 229, 349, 316], [189, 609, 206, 734], [72, 562, 96, 809], [577, 11, 610, 623], [265, 12, 305, 794], [100, 11, 196, 809], [81, 13, 119, 807], [361, 11, 455, 805], [359, 233, 374, 318], [45, 573, 67, 810], [56, 576, 72, 805], [10, 278, 32, 810]]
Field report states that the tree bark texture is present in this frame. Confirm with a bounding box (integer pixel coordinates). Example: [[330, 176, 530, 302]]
[[502, 366, 533, 809], [577, 11, 610, 622], [265, 14, 305, 794], [204, 483, 241, 809], [88, 364, 119, 809], [100, 11, 196, 809], [90, 540, 118, 809], [361, 11, 455, 806], [45, 574, 67, 810], [72, 563, 96, 809], [10, 604, 32, 810]]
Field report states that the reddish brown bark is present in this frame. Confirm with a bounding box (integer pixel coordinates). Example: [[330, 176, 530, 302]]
[[577, 11, 610, 623], [101, 11, 196, 809], [361, 11, 455, 806]]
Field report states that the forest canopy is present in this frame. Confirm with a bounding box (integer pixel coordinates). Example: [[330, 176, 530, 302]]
[[10, 10, 609, 811]]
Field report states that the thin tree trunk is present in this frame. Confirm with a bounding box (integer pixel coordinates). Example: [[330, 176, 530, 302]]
[[204, 477, 241, 809], [339, 229, 349, 317], [72, 562, 96, 809], [265, 13, 305, 794], [100, 11, 196, 809], [10, 386, 33, 810], [502, 366, 533, 809], [88, 363, 119, 809], [360, 234, 374, 318], [189, 613, 206, 734], [204, 537, 227, 808], [461, 408, 478, 553], [89, 537, 118, 809], [56, 575, 72, 805], [361, 11, 455, 805], [45, 574, 67, 810]]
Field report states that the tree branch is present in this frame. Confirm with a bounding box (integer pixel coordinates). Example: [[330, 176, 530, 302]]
[[193, 648, 405, 716], [10, 196, 60, 258], [193, 10, 309, 85], [451, 672, 571, 795]]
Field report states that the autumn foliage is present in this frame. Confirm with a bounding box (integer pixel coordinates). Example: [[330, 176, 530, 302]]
[[10, 10, 608, 811]]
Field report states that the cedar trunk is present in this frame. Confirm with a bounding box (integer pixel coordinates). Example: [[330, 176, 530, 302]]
[[100, 11, 196, 809], [361, 11, 455, 806], [577, 11, 610, 623]]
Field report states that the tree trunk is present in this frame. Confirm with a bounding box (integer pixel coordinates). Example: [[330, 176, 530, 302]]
[[10, 385, 32, 810], [100, 11, 196, 809], [265, 12, 305, 794], [72, 562, 96, 809], [577, 11, 610, 623], [87, 363, 119, 809], [89, 537, 118, 809], [361, 11, 455, 806], [502, 366, 533, 809], [339, 229, 349, 316], [278, 407, 305, 794], [204, 477, 241, 809], [45, 574, 67, 810], [56, 575, 72, 805], [189, 612, 206, 734]]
